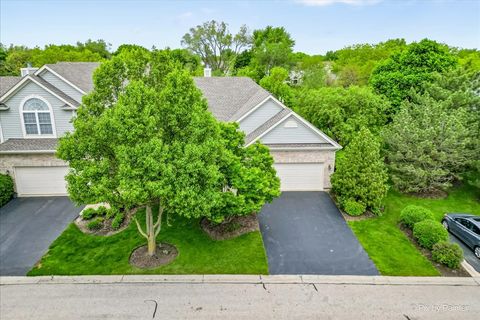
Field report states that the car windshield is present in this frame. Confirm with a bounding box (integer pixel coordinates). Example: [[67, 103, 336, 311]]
[[473, 217, 480, 222]]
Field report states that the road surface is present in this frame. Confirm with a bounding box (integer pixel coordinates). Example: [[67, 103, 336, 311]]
[[1, 275, 479, 319]]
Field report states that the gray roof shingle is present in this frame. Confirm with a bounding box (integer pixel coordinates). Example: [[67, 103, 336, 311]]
[[33, 76, 80, 107], [193, 77, 270, 122], [45, 62, 100, 92], [0, 138, 58, 153], [0, 76, 22, 97]]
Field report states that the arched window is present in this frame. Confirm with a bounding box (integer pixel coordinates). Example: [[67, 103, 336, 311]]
[[21, 98, 54, 136]]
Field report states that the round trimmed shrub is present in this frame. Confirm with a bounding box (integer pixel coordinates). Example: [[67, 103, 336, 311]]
[[400, 205, 434, 229], [81, 208, 97, 220], [413, 220, 449, 250], [0, 173, 14, 207], [432, 241, 463, 269], [342, 198, 366, 216]]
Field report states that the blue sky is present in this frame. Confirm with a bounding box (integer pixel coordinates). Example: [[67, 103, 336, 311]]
[[1, 0, 479, 54]]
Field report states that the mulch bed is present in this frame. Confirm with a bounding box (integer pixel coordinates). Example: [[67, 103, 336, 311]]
[[75, 208, 137, 236], [400, 225, 470, 277], [201, 214, 259, 240], [129, 243, 178, 269], [408, 189, 448, 199], [328, 193, 379, 222]]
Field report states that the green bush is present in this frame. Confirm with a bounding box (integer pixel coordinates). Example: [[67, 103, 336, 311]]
[[81, 206, 108, 220], [111, 212, 124, 230], [400, 205, 434, 229], [0, 173, 14, 207], [413, 220, 449, 250], [81, 208, 97, 220], [432, 241, 464, 269], [342, 198, 366, 216], [87, 217, 104, 230]]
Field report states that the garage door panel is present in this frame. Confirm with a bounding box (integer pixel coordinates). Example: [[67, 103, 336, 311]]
[[15, 166, 68, 196], [274, 163, 323, 191]]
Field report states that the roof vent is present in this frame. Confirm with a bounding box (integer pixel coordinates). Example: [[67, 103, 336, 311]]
[[20, 63, 38, 77], [204, 66, 212, 77]]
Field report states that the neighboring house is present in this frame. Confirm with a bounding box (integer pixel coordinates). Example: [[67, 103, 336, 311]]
[[0, 62, 341, 197]]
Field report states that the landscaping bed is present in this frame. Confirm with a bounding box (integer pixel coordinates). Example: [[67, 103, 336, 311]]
[[75, 207, 137, 236], [201, 213, 259, 240], [349, 184, 480, 276], [28, 207, 268, 276], [400, 225, 470, 277]]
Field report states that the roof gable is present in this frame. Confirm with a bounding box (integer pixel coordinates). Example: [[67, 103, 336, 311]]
[[35, 62, 100, 93]]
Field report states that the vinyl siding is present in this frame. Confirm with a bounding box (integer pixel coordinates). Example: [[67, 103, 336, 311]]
[[0, 81, 74, 139], [260, 115, 328, 144], [239, 98, 282, 134], [39, 70, 84, 102]]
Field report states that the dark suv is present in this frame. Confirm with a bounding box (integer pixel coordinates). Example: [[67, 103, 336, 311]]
[[442, 213, 480, 259]]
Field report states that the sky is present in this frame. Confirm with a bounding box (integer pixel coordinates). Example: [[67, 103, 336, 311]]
[[1, 0, 479, 54]]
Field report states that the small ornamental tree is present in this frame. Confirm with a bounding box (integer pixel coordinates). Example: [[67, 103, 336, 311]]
[[210, 123, 280, 223], [58, 56, 225, 256], [331, 127, 388, 215]]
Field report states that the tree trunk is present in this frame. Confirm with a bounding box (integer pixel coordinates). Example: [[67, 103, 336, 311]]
[[146, 205, 156, 256]]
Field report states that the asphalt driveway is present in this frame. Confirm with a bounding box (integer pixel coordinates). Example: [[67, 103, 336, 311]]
[[449, 234, 480, 272], [259, 192, 378, 275], [0, 197, 83, 276]]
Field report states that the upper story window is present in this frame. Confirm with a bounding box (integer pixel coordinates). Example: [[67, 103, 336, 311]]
[[21, 97, 55, 136]]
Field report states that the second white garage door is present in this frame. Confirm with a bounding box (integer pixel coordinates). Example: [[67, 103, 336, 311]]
[[274, 163, 324, 191], [14, 166, 69, 196]]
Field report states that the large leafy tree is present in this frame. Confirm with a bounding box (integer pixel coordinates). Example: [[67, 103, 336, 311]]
[[181, 20, 251, 75], [383, 91, 473, 194], [259, 67, 294, 107], [211, 123, 280, 223], [370, 39, 458, 110], [251, 26, 295, 78], [294, 86, 390, 146], [0, 40, 110, 76], [331, 127, 388, 215]]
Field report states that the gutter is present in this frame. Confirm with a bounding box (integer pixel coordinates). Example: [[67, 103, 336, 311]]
[[0, 150, 56, 154]]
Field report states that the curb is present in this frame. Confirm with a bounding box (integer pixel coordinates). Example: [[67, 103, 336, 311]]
[[1, 275, 479, 286], [461, 260, 480, 278]]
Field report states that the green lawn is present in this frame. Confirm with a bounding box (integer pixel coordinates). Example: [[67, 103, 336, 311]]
[[349, 184, 480, 276], [28, 209, 268, 276]]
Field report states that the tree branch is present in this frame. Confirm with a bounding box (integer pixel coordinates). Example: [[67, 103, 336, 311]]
[[133, 216, 148, 239], [154, 201, 163, 237]]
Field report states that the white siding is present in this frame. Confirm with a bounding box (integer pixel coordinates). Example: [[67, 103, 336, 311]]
[[0, 81, 75, 139], [39, 70, 84, 103], [260, 115, 328, 144], [239, 98, 283, 134]]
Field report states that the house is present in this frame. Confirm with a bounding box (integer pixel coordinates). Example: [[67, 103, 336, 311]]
[[0, 62, 341, 197]]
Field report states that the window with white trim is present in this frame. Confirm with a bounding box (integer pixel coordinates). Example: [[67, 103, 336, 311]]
[[22, 98, 54, 135]]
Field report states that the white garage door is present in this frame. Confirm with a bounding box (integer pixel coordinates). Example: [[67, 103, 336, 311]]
[[274, 163, 324, 191], [15, 166, 68, 196]]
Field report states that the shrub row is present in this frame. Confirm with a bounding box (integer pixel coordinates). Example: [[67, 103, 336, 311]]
[[400, 205, 463, 269]]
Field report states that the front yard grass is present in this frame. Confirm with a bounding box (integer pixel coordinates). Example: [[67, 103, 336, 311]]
[[28, 209, 268, 276], [349, 184, 480, 276]]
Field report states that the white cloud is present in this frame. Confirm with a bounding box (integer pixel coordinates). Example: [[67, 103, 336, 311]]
[[296, 0, 382, 6]]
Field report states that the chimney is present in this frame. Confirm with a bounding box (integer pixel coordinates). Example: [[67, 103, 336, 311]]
[[21, 63, 38, 77], [204, 65, 212, 77]]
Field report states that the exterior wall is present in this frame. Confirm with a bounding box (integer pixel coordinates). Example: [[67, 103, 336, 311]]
[[261, 115, 328, 144], [39, 70, 84, 103], [239, 99, 282, 134], [0, 81, 75, 139], [0, 153, 67, 192], [269, 149, 336, 189]]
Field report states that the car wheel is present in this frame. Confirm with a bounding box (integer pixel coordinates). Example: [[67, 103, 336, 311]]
[[475, 247, 480, 259], [442, 220, 449, 230]]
